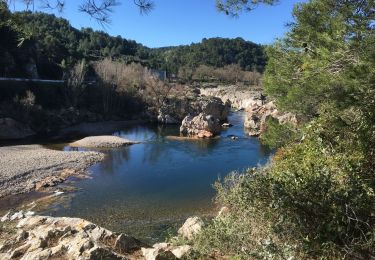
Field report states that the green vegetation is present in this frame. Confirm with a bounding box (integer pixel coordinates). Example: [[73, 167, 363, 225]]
[[190, 0, 375, 258], [0, 4, 266, 81], [149, 37, 266, 74]]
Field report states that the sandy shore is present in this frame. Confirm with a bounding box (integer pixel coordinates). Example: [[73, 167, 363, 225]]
[[0, 144, 105, 198], [70, 135, 140, 148]]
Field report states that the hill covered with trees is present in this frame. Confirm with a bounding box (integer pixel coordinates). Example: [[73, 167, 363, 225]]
[[147, 37, 266, 74], [0, 5, 266, 80]]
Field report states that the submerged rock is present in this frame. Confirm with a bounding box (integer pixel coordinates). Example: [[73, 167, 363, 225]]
[[180, 113, 221, 138], [70, 135, 139, 148], [222, 122, 233, 127], [0, 212, 146, 260]]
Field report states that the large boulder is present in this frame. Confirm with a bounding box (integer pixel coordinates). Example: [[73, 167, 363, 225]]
[[0, 118, 35, 140], [196, 96, 231, 121], [178, 216, 204, 240], [157, 95, 230, 124], [180, 113, 221, 138], [0, 211, 146, 260]]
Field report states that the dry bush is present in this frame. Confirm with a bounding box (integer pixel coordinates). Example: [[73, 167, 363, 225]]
[[243, 70, 262, 86], [142, 75, 173, 113], [189, 64, 262, 87], [93, 59, 149, 114], [192, 65, 215, 81], [64, 59, 87, 107], [178, 66, 194, 81]]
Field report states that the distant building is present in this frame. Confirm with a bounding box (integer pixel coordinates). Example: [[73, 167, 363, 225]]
[[151, 69, 167, 81]]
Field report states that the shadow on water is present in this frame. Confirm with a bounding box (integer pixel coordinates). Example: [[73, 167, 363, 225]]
[[3, 111, 272, 244]]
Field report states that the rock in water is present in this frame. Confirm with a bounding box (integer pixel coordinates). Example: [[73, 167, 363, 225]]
[[155, 94, 230, 124], [0, 118, 35, 140], [178, 216, 204, 240], [180, 113, 221, 138], [70, 135, 139, 148], [198, 97, 231, 121]]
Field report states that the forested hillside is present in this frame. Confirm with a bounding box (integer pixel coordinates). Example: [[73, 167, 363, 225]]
[[1, 9, 146, 79], [148, 37, 266, 74], [0, 7, 265, 79]]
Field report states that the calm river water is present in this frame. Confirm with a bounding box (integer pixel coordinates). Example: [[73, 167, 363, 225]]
[[11, 111, 271, 243]]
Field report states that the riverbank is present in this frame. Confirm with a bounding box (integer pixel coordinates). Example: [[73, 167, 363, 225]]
[[0, 144, 105, 198]]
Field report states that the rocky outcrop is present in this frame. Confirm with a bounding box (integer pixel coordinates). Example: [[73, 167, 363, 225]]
[[200, 86, 297, 136], [200, 85, 262, 110], [180, 113, 221, 138], [197, 97, 231, 122], [69, 135, 139, 148], [0, 118, 35, 140], [0, 211, 146, 260], [244, 101, 297, 136], [0, 211, 196, 260], [157, 95, 230, 124]]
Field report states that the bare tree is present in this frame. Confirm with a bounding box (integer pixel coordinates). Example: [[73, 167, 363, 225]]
[[143, 74, 172, 113], [93, 58, 151, 113], [64, 59, 87, 108]]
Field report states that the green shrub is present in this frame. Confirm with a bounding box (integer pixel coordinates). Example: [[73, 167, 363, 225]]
[[193, 111, 375, 258], [260, 117, 297, 149]]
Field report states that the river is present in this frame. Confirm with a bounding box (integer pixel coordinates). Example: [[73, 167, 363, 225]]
[[3, 111, 271, 243]]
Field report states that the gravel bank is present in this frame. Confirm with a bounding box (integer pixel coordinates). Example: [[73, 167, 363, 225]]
[[0, 145, 105, 198], [70, 135, 139, 148]]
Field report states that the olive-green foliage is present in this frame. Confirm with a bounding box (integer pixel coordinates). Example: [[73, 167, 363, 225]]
[[260, 117, 296, 149], [263, 0, 374, 120], [148, 37, 266, 75], [194, 0, 375, 258]]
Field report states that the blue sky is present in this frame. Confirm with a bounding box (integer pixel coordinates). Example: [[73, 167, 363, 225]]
[[11, 0, 306, 47]]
